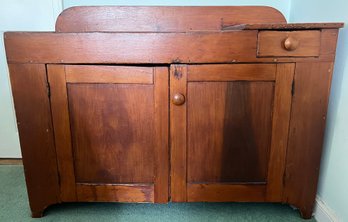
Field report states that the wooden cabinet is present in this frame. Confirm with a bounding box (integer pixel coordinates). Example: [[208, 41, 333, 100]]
[[4, 6, 343, 219]]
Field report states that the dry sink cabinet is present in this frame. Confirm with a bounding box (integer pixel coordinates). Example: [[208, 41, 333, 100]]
[[4, 6, 343, 219]]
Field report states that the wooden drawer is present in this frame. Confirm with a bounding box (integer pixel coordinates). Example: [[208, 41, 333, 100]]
[[257, 31, 321, 57]]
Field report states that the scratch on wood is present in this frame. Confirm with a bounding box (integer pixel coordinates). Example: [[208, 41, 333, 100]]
[[220, 18, 224, 30], [173, 67, 182, 80], [172, 58, 182, 63]]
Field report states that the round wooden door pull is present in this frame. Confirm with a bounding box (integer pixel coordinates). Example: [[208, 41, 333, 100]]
[[172, 93, 185, 105], [284, 36, 300, 51]]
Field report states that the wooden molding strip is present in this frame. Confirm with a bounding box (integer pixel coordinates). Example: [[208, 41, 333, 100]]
[[188, 64, 276, 81], [0, 158, 23, 165], [65, 65, 154, 84], [76, 183, 154, 203], [223, 23, 344, 31], [187, 183, 266, 202]]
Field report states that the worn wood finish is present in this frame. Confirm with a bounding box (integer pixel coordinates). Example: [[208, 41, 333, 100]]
[[187, 81, 274, 183], [5, 31, 338, 64], [8, 64, 60, 217], [76, 184, 154, 202], [283, 62, 334, 219], [170, 65, 187, 202], [154, 67, 169, 203], [265, 64, 295, 201], [65, 65, 153, 84], [187, 64, 276, 81], [186, 63, 296, 202], [56, 6, 286, 32], [4, 6, 342, 219], [320, 29, 340, 58], [68, 84, 155, 184], [187, 184, 266, 202], [48, 64, 169, 203], [258, 31, 321, 57], [47, 65, 77, 202], [4, 32, 257, 64], [223, 22, 344, 31]]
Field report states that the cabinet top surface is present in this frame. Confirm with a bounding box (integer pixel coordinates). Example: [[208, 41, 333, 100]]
[[4, 6, 343, 65]]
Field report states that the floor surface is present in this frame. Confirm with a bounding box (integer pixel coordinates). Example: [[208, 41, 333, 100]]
[[0, 165, 316, 222]]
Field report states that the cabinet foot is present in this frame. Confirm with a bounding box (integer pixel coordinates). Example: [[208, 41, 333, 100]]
[[31, 211, 44, 218], [298, 206, 313, 219], [30, 204, 54, 218]]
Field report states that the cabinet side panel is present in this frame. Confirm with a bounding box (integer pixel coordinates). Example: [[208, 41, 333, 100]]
[[8, 64, 60, 216], [283, 62, 334, 218]]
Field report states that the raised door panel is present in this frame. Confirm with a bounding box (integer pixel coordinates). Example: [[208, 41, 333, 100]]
[[68, 84, 155, 184], [170, 64, 294, 202], [47, 65, 169, 203], [187, 81, 274, 183]]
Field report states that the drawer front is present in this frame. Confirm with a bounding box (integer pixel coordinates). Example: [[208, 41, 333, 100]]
[[257, 31, 321, 57]]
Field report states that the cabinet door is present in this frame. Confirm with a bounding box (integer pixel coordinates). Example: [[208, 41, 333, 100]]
[[47, 65, 169, 203], [170, 64, 294, 202]]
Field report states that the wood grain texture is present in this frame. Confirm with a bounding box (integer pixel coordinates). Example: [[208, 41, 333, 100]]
[[5, 31, 338, 64], [266, 64, 295, 201], [187, 81, 274, 183], [283, 62, 334, 219], [65, 65, 153, 84], [154, 67, 169, 203], [4, 6, 342, 219], [55, 6, 286, 32], [187, 184, 266, 202], [320, 29, 340, 58], [76, 184, 154, 202], [4, 32, 257, 64], [8, 64, 60, 216], [68, 83, 155, 184], [258, 31, 321, 57], [170, 65, 187, 202], [47, 65, 77, 202], [223, 23, 344, 31], [188, 64, 276, 81]]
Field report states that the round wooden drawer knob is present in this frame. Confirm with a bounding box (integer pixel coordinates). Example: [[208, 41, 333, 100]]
[[172, 93, 185, 105], [284, 36, 300, 51]]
